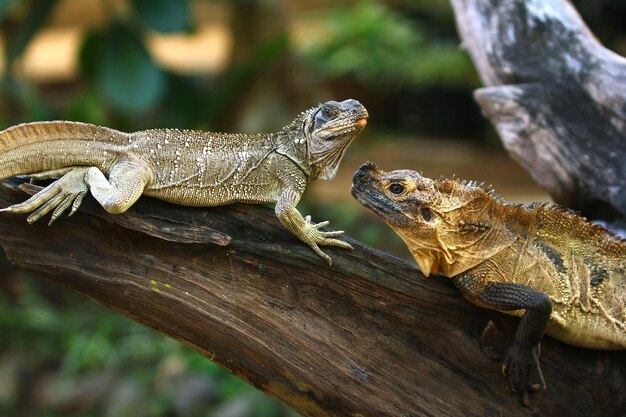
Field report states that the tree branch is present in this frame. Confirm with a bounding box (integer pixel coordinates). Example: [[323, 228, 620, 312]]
[[451, 0, 626, 225], [0, 178, 624, 416]]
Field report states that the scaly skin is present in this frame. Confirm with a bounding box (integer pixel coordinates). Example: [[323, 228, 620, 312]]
[[0, 99, 368, 265], [351, 161, 625, 404]]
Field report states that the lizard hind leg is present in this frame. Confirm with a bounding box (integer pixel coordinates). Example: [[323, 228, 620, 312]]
[[0, 167, 92, 224], [1, 161, 152, 224]]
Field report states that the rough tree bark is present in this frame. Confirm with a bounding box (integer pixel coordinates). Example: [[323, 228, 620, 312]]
[[0, 179, 624, 417], [450, 0, 626, 227]]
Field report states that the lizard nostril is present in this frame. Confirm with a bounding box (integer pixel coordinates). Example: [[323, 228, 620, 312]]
[[353, 166, 370, 182], [362, 161, 377, 170]]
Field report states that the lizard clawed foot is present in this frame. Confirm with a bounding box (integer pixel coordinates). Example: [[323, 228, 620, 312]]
[[3, 169, 89, 225], [303, 215, 353, 266], [502, 342, 546, 406]]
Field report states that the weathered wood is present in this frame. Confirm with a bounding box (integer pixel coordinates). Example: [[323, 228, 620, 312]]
[[450, 0, 626, 225], [0, 178, 624, 416]]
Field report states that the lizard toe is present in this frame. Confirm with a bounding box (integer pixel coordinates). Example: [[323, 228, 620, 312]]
[[521, 390, 531, 407], [27, 192, 66, 223], [320, 238, 352, 250], [49, 194, 76, 225], [320, 229, 345, 238], [311, 220, 330, 229], [69, 191, 87, 216], [502, 342, 545, 406], [307, 241, 332, 266], [6, 189, 56, 214]]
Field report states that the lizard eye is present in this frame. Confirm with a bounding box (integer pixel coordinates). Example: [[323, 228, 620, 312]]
[[389, 183, 405, 195], [314, 106, 336, 130], [421, 207, 432, 222]]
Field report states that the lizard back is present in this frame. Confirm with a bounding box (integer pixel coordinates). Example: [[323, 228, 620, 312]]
[[134, 129, 308, 207], [522, 204, 626, 348]]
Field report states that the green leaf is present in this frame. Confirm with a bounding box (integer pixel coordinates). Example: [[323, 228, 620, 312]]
[[131, 0, 190, 33], [78, 30, 104, 81], [207, 34, 288, 125], [161, 74, 206, 128], [299, 0, 474, 88], [95, 23, 166, 114]]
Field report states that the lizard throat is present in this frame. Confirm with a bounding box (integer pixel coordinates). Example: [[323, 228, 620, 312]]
[[395, 231, 454, 278]]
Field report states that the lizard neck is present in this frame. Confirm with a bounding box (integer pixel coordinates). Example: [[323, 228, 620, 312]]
[[274, 130, 311, 180], [400, 193, 521, 278], [437, 199, 529, 278]]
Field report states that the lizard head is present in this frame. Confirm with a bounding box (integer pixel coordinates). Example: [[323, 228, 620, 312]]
[[301, 99, 369, 180], [351, 162, 511, 278]]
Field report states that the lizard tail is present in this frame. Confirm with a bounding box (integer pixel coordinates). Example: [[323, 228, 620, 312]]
[[0, 120, 130, 179]]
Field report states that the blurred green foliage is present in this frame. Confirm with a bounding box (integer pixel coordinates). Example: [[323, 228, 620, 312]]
[[1, 0, 204, 129], [0, 0, 481, 132], [131, 0, 191, 33], [3, 0, 55, 66], [0, 277, 298, 417], [302, 0, 475, 88], [0, 0, 20, 18], [90, 23, 167, 114]]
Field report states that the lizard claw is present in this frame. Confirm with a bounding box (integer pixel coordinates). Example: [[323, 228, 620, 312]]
[[68, 191, 87, 217], [502, 342, 545, 406], [310, 219, 330, 229], [300, 216, 353, 265], [307, 239, 352, 266], [321, 238, 352, 250], [305, 215, 332, 231], [319, 229, 346, 238], [309, 242, 333, 266], [4, 169, 89, 224]]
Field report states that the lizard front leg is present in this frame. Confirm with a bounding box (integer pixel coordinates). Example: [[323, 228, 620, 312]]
[[1, 160, 152, 224], [478, 282, 552, 405], [275, 188, 352, 266]]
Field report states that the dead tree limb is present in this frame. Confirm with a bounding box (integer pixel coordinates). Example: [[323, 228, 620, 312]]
[[450, 0, 626, 225], [0, 178, 624, 416]]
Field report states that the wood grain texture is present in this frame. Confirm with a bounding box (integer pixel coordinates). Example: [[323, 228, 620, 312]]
[[0, 178, 624, 417], [450, 0, 626, 226]]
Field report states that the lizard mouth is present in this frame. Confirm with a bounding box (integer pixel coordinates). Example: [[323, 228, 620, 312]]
[[351, 186, 403, 220], [328, 115, 368, 138], [351, 184, 387, 214], [355, 117, 368, 128]]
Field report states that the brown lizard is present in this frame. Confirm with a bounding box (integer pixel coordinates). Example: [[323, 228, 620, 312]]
[[351, 161, 626, 404], [0, 99, 368, 265]]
